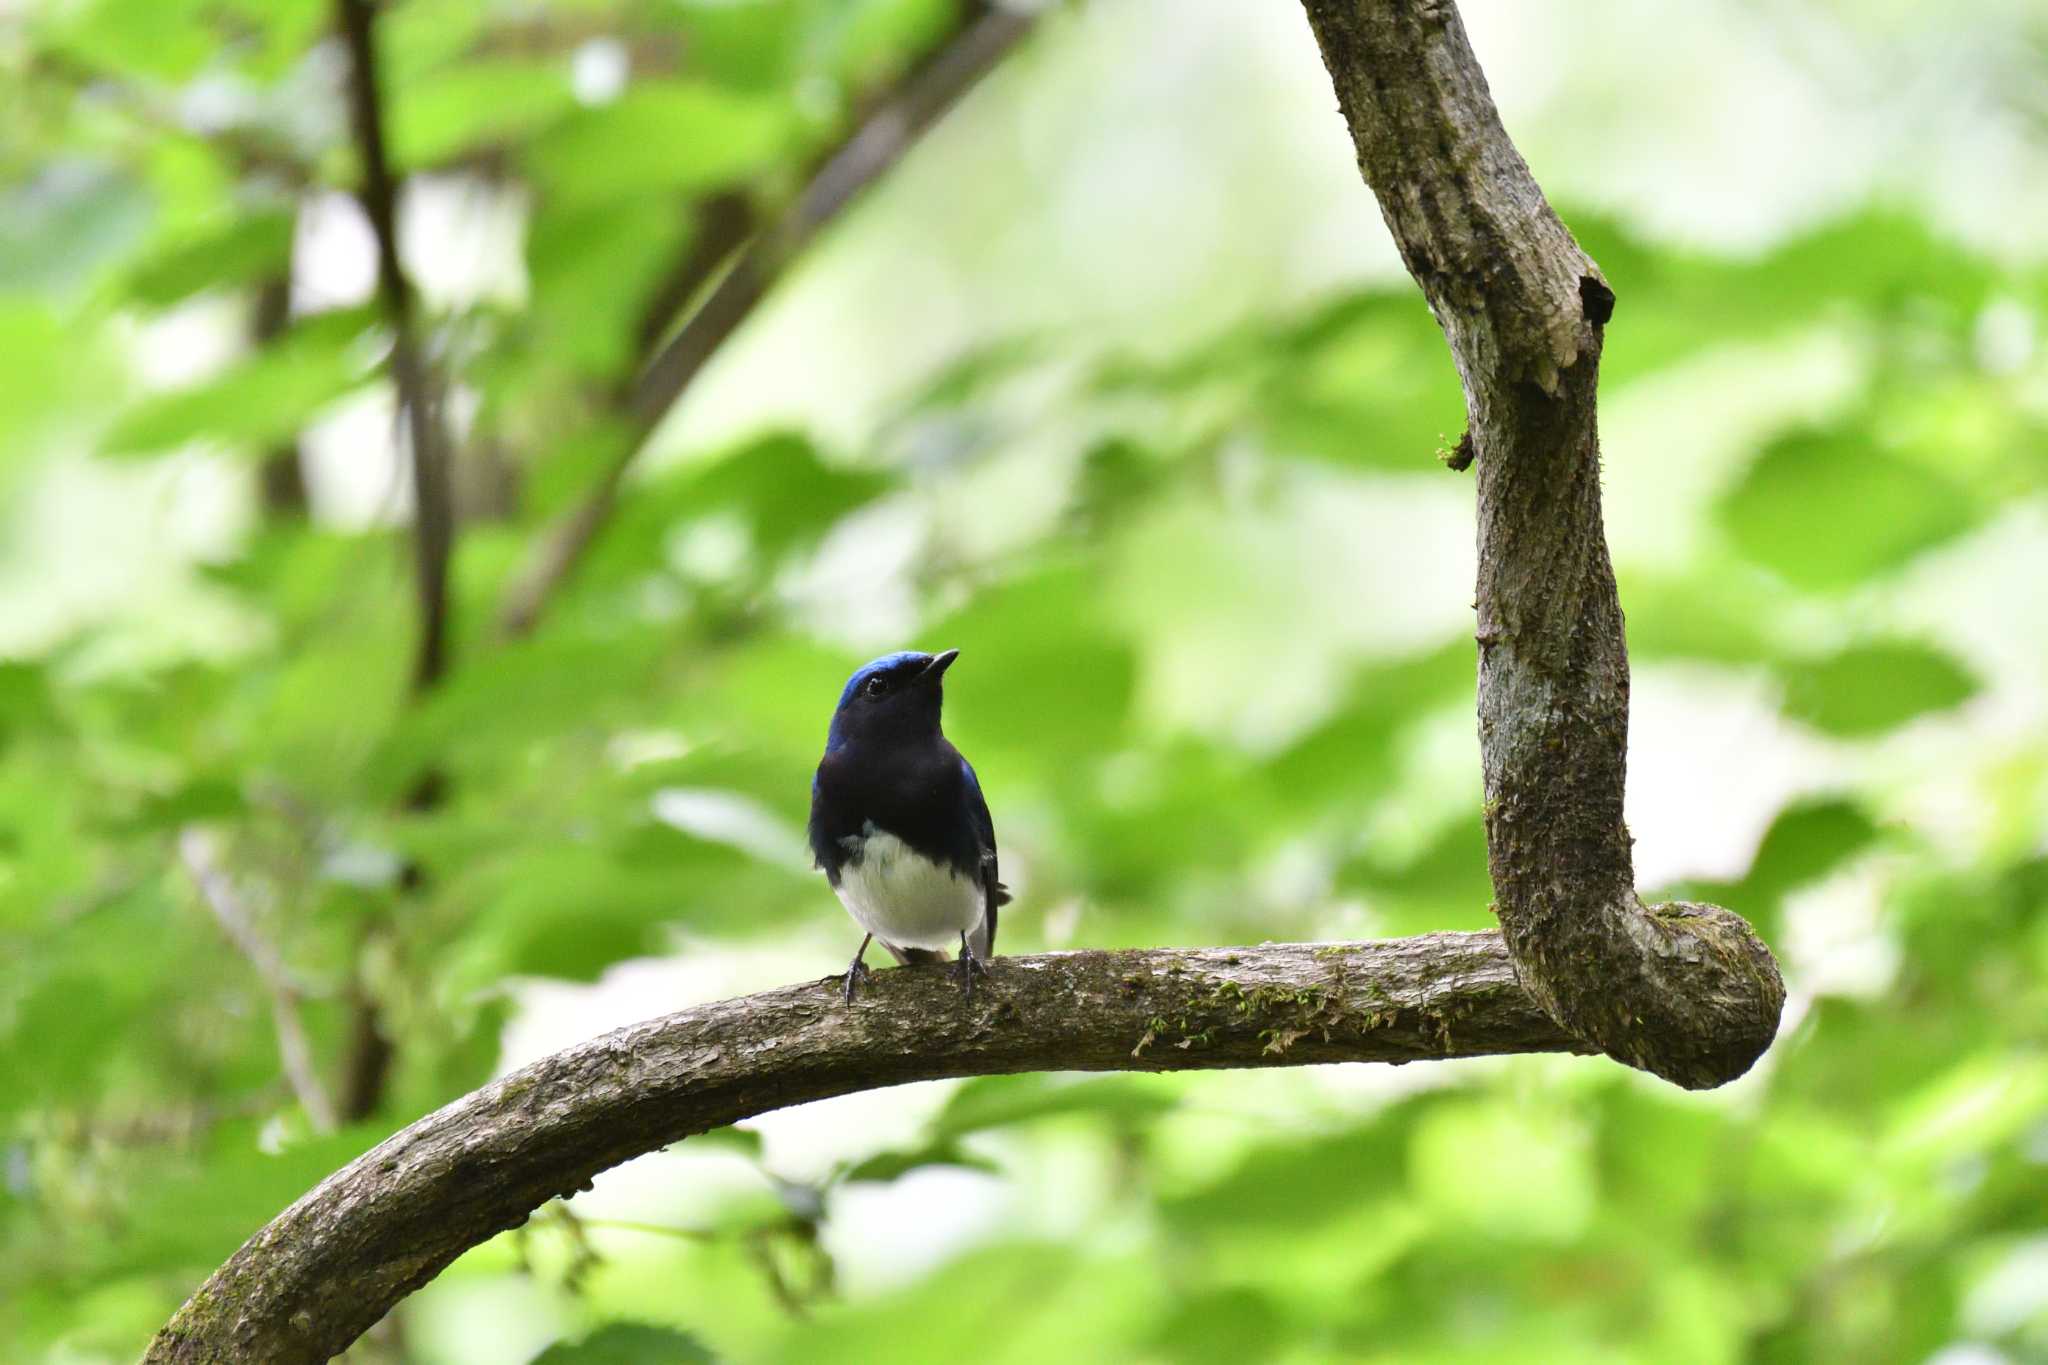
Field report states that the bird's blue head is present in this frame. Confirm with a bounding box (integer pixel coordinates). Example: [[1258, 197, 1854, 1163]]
[[827, 648, 959, 750]]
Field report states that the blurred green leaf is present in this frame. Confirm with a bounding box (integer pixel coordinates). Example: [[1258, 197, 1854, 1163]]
[[1619, 570, 1778, 665], [110, 1124, 388, 1275], [1090, 290, 1466, 470], [449, 833, 739, 985], [1743, 798, 1883, 900], [1340, 814, 1496, 933], [931, 559, 1138, 780], [1408, 1101, 1596, 1244], [113, 776, 246, 833], [582, 433, 892, 592], [367, 628, 667, 798], [101, 310, 371, 457], [37, 0, 220, 79], [525, 83, 791, 206], [124, 210, 295, 306], [0, 971, 138, 1118], [1259, 293, 1467, 470], [761, 1243, 1144, 1365], [1267, 640, 1472, 814], [931, 1075, 1179, 1138], [1718, 429, 1980, 591], [1150, 1287, 1292, 1365], [1664, 796, 1884, 939], [0, 302, 102, 471], [0, 161, 154, 298], [390, 59, 579, 168], [526, 200, 690, 376], [1882, 1054, 2048, 1173], [532, 1323, 715, 1364], [842, 1141, 997, 1184], [1778, 640, 1978, 737], [689, 1126, 765, 1158], [1581, 209, 2003, 385], [1164, 1121, 1410, 1233], [0, 664, 61, 750]]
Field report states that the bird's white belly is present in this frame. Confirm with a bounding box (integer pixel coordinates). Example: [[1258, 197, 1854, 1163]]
[[834, 830, 981, 950]]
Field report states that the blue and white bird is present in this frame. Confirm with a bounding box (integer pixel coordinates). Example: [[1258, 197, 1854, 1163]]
[[809, 649, 1006, 1002]]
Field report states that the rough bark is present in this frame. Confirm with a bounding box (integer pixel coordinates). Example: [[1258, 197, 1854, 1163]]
[[1298, 0, 1783, 1088], [146, 935, 1577, 1362]]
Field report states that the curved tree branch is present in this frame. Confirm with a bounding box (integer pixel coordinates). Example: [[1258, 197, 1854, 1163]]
[[146, 934, 1579, 1362], [1298, 0, 1784, 1088]]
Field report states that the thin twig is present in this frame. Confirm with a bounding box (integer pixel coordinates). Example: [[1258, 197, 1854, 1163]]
[[177, 829, 338, 1133], [628, 189, 755, 366], [493, 4, 1038, 639]]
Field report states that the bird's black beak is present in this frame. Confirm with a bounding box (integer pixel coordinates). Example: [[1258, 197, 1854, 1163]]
[[919, 648, 960, 683]]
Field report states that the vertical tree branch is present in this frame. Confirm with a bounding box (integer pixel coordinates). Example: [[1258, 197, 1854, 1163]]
[[492, 4, 1037, 639], [337, 0, 456, 697], [251, 276, 310, 516], [334, 0, 463, 1123], [1298, 0, 1782, 1088]]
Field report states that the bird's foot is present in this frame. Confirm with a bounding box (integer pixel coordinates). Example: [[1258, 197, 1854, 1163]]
[[954, 936, 991, 1003], [842, 935, 875, 1005]]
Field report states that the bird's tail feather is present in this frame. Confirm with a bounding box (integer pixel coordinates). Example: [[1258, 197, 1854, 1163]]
[[884, 944, 949, 966]]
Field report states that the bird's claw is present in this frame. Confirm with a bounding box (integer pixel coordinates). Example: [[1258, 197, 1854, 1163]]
[[954, 940, 990, 1003], [842, 958, 873, 1005]]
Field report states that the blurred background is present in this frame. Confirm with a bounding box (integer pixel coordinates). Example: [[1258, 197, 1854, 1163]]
[[4, 0, 2047, 1360]]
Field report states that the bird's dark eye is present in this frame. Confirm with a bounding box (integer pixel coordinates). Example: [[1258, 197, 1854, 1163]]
[[864, 674, 888, 697]]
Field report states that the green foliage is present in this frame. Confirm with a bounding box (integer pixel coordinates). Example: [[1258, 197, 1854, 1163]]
[[1684, 797, 1883, 933], [103, 309, 375, 457], [389, 60, 580, 170], [1718, 429, 1983, 591], [1777, 639, 1979, 737], [2, 2, 2044, 1363], [524, 84, 793, 208], [532, 1323, 715, 1364], [123, 209, 295, 306]]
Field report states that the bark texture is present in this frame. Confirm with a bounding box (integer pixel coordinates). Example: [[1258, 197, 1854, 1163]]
[[1298, 0, 1783, 1088], [147, 936, 1578, 1362]]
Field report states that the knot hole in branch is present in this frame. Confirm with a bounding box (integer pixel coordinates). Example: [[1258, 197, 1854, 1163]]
[[1579, 274, 1616, 326]]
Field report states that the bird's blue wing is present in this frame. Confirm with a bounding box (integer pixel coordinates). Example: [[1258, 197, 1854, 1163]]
[[960, 756, 1006, 957], [807, 756, 850, 884]]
